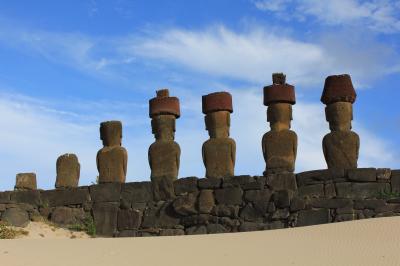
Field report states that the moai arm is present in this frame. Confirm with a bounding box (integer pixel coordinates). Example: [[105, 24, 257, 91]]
[[322, 136, 328, 164], [96, 150, 101, 173], [202, 143, 206, 167], [355, 133, 360, 162], [231, 139, 236, 168], [293, 133, 298, 160], [123, 148, 128, 177], [148, 147, 152, 171], [262, 134, 268, 163], [176, 144, 181, 172]]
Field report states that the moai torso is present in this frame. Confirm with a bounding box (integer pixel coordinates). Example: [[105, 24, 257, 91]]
[[148, 90, 181, 181], [201, 98, 236, 179], [55, 153, 80, 188], [15, 173, 37, 190], [96, 121, 127, 183], [262, 74, 297, 175]]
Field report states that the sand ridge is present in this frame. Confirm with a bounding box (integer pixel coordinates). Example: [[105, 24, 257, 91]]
[[0, 217, 399, 266]]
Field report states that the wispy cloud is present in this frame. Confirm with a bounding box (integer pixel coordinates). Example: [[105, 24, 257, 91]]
[[254, 0, 400, 33]]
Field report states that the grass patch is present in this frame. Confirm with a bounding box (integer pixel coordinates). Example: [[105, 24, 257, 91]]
[[68, 215, 96, 237], [0, 222, 29, 239]]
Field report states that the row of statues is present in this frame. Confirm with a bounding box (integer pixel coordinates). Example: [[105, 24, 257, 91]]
[[14, 73, 360, 190]]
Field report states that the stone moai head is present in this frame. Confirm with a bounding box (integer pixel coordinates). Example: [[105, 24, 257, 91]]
[[55, 153, 80, 188], [100, 121, 122, 147], [202, 92, 233, 138], [321, 74, 356, 132], [263, 73, 296, 131], [149, 89, 180, 141], [15, 173, 37, 190]]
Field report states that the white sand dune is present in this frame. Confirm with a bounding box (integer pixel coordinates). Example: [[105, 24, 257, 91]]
[[1, 217, 399, 266]]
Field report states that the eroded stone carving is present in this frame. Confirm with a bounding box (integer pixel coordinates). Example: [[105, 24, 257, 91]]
[[202, 92, 236, 178], [262, 73, 297, 175], [96, 121, 128, 183], [321, 74, 359, 169], [55, 153, 80, 188], [15, 172, 37, 190], [148, 89, 181, 181]]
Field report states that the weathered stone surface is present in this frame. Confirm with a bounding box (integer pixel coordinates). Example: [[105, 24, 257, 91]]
[[121, 182, 153, 203], [334, 213, 357, 222], [309, 198, 352, 209], [324, 183, 336, 198], [290, 197, 306, 211], [160, 229, 185, 236], [90, 183, 121, 202], [41, 188, 89, 207], [174, 177, 198, 195], [266, 173, 297, 191], [10, 190, 41, 205], [240, 204, 264, 222], [267, 220, 286, 230], [239, 222, 264, 232], [348, 168, 376, 182], [172, 192, 197, 216], [198, 178, 221, 189], [387, 198, 400, 204], [391, 170, 400, 193], [55, 153, 80, 188], [181, 214, 218, 227], [296, 169, 345, 186], [1, 208, 29, 227], [214, 187, 243, 205], [271, 208, 290, 219], [297, 209, 330, 227], [198, 190, 215, 214], [118, 230, 138, 237], [149, 89, 180, 118], [186, 225, 207, 235], [207, 224, 228, 234], [321, 74, 356, 104], [212, 205, 239, 218], [92, 202, 119, 237], [142, 202, 180, 229], [0, 192, 12, 204], [117, 209, 142, 230], [152, 177, 175, 201], [273, 190, 292, 208], [376, 168, 391, 181], [297, 184, 324, 198], [323, 132, 359, 169], [97, 120, 127, 183], [263, 73, 296, 105], [223, 176, 254, 188], [336, 182, 390, 199], [15, 173, 37, 190], [244, 189, 272, 211], [354, 200, 386, 210], [50, 207, 85, 225], [241, 176, 266, 190]]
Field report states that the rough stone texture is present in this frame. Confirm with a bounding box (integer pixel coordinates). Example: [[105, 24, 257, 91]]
[[273, 190, 292, 208], [174, 177, 198, 195], [55, 153, 80, 188], [321, 74, 356, 104], [50, 207, 85, 226], [96, 120, 128, 183], [41, 188, 89, 207], [376, 168, 391, 181], [309, 198, 352, 209], [336, 182, 390, 199], [186, 225, 207, 235], [202, 92, 233, 114], [90, 183, 121, 202], [297, 209, 330, 227], [207, 224, 228, 234], [10, 190, 41, 205], [348, 168, 377, 182], [92, 202, 119, 237], [296, 169, 345, 186], [297, 184, 324, 198], [214, 187, 243, 205], [160, 229, 185, 236], [212, 204, 239, 218], [149, 89, 180, 118], [266, 173, 297, 191], [15, 173, 37, 190], [121, 182, 153, 203], [152, 177, 175, 201], [173, 192, 197, 216], [263, 73, 296, 105], [0, 192, 11, 204], [198, 178, 221, 189], [391, 170, 400, 193], [198, 190, 215, 214], [202, 110, 236, 179], [142, 202, 180, 229], [1, 208, 29, 227], [117, 209, 142, 230], [223, 175, 254, 188]]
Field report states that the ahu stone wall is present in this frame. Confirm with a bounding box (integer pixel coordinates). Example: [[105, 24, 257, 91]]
[[0, 168, 399, 237]]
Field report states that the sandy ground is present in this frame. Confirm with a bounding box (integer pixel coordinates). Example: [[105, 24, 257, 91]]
[[0, 217, 399, 266], [12, 222, 90, 239]]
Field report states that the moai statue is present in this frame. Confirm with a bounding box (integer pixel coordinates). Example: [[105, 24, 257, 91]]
[[55, 153, 80, 188], [202, 92, 236, 178], [148, 89, 181, 181], [96, 121, 128, 183], [262, 73, 297, 175], [321, 74, 359, 169], [15, 173, 37, 190]]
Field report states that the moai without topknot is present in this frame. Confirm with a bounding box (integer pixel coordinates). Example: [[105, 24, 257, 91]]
[[96, 121, 128, 183], [55, 153, 80, 188], [321, 74, 360, 169], [202, 92, 236, 178], [262, 73, 298, 175], [148, 89, 181, 181], [15, 172, 37, 190]]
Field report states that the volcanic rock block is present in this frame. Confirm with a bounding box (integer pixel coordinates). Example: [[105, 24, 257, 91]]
[[117, 209, 142, 230], [96, 120, 128, 183], [50, 207, 86, 226], [172, 192, 198, 216], [202, 92, 236, 178], [92, 202, 119, 237], [198, 189, 215, 214], [174, 177, 198, 195], [1, 207, 29, 227], [55, 153, 80, 188], [15, 173, 37, 190], [296, 209, 330, 227]]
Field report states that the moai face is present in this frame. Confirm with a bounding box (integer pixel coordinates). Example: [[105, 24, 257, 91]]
[[205, 111, 230, 138], [267, 103, 292, 131], [151, 114, 176, 141], [100, 121, 122, 147], [325, 102, 352, 131]]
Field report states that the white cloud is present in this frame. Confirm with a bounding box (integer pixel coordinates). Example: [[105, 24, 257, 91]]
[[254, 0, 400, 33]]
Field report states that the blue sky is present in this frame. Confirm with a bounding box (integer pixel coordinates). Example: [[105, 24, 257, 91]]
[[0, 0, 399, 190]]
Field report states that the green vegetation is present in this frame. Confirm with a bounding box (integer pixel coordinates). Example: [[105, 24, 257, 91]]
[[377, 190, 400, 199], [0, 221, 29, 239], [68, 215, 96, 237]]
